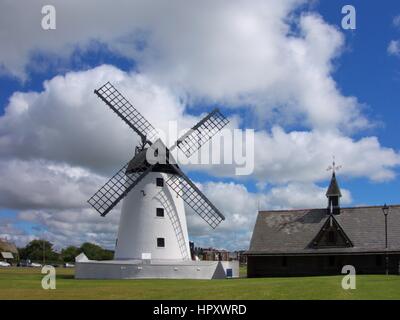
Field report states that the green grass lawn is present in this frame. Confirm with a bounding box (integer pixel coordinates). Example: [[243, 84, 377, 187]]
[[1, 267, 399, 300]]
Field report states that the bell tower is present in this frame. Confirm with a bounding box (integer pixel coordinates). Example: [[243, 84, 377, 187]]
[[326, 159, 342, 215]]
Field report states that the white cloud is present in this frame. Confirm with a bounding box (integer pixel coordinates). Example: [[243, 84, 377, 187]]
[[190, 126, 400, 183], [16, 208, 120, 250], [393, 15, 400, 28], [1, 2, 399, 250], [0, 65, 399, 250], [2, 65, 398, 186], [0, 65, 194, 174], [6, 179, 351, 251], [0, 159, 104, 211], [388, 15, 400, 57], [0, 220, 36, 248], [252, 127, 400, 183], [186, 181, 352, 250], [388, 40, 400, 56], [0, 66, 399, 248], [1, 0, 367, 132]]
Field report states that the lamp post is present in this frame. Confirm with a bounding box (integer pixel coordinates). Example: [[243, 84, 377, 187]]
[[382, 204, 390, 275]]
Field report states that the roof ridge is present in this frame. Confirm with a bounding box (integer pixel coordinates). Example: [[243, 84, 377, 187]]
[[259, 204, 400, 213]]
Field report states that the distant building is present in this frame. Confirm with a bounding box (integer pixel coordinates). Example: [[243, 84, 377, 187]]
[[193, 246, 241, 262], [246, 171, 400, 277]]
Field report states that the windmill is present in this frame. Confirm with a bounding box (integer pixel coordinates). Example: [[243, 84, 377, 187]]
[[87, 82, 229, 261]]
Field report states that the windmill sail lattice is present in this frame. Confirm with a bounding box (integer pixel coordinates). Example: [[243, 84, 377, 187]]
[[171, 109, 229, 158], [94, 82, 159, 144], [88, 162, 154, 217], [166, 164, 225, 229]]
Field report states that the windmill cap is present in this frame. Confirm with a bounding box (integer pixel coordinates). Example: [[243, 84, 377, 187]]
[[126, 146, 180, 175]]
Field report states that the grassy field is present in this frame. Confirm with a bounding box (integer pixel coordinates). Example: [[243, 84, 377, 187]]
[[1, 267, 400, 300]]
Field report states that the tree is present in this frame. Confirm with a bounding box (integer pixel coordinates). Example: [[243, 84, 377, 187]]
[[61, 246, 81, 262], [19, 239, 59, 263]]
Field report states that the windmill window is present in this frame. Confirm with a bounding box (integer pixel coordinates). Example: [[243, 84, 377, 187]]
[[156, 208, 164, 217], [157, 238, 165, 248], [156, 178, 164, 187]]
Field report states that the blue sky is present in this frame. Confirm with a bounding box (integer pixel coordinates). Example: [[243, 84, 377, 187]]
[[318, 0, 400, 205], [0, 1, 400, 249], [1, 1, 398, 204]]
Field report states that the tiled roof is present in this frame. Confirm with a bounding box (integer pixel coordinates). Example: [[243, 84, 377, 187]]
[[247, 205, 400, 255]]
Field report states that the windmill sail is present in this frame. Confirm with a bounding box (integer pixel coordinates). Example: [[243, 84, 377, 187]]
[[88, 162, 154, 216], [90, 82, 228, 229], [170, 108, 229, 158], [165, 164, 225, 229], [94, 82, 158, 144]]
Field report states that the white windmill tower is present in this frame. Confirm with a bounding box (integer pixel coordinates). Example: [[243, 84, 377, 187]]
[[85, 82, 229, 267]]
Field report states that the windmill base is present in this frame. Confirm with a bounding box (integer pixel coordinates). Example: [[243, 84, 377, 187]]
[[74, 254, 239, 280]]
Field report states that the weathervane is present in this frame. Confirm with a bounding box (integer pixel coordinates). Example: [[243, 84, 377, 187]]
[[327, 156, 342, 174]]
